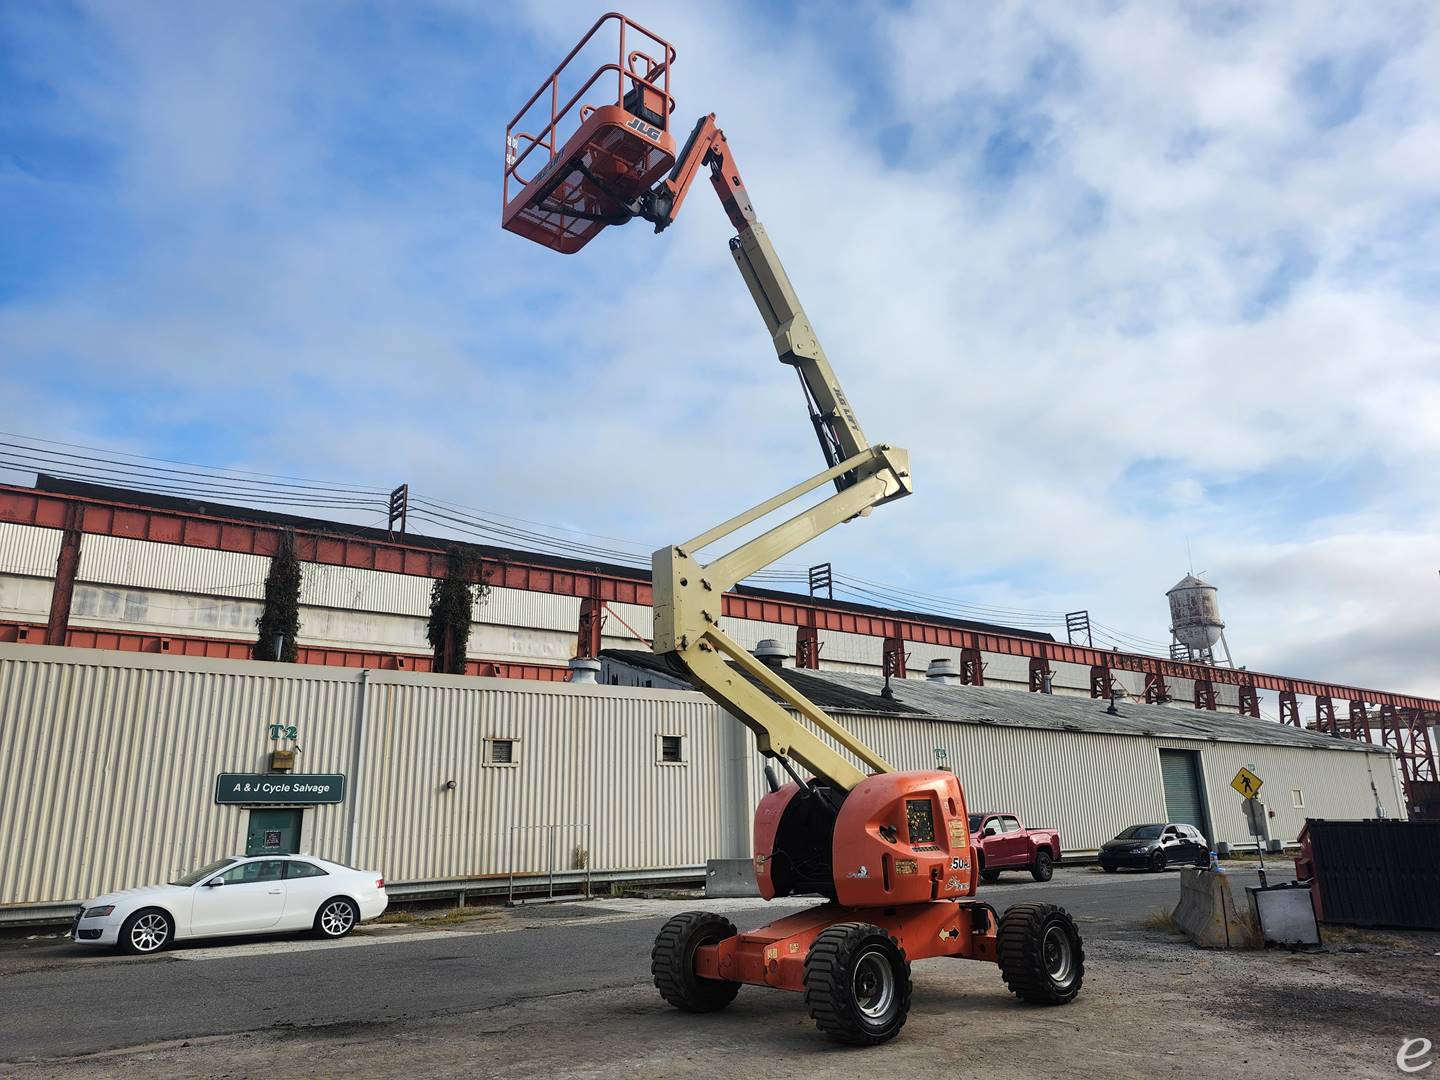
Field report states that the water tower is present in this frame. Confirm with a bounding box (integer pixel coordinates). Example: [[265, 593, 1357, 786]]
[[1166, 573, 1233, 666]]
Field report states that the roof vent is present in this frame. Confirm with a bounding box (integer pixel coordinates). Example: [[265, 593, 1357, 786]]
[[752, 639, 787, 670], [568, 657, 601, 685], [927, 658, 961, 685]]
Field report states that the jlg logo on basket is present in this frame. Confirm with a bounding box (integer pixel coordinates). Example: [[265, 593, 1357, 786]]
[[627, 116, 662, 141]]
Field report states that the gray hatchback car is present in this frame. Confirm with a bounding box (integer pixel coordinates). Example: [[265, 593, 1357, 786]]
[[1098, 823, 1209, 872]]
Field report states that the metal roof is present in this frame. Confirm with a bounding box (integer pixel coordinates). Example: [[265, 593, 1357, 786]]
[[601, 649, 1388, 754]]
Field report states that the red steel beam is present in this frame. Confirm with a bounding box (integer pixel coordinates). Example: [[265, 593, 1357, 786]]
[[0, 619, 568, 681], [4, 482, 1438, 711], [43, 503, 83, 646]]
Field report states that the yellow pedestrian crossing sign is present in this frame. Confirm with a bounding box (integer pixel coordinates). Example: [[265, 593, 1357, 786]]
[[1231, 766, 1263, 799]]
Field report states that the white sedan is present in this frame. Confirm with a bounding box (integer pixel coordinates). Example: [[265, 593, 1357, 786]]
[[71, 854, 388, 954]]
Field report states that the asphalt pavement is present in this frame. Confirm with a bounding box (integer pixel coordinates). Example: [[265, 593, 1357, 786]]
[[0, 864, 1290, 1065]]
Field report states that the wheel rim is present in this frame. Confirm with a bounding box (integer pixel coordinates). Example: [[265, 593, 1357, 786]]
[[320, 901, 354, 936], [853, 948, 896, 1022], [131, 913, 168, 952], [1042, 924, 1075, 988]]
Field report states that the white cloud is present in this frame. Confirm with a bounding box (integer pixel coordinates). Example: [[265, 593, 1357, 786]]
[[1, 0, 1437, 697]]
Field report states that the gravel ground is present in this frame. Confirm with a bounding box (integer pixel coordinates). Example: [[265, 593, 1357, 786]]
[[11, 920, 1438, 1079]]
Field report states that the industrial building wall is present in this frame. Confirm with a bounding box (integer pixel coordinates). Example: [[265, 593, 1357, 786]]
[[0, 643, 1397, 915], [727, 713, 1397, 854], [0, 643, 741, 910], [2, 521, 1243, 708]]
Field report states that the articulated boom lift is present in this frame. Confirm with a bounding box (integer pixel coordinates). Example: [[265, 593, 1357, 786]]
[[503, 14, 1083, 1045]]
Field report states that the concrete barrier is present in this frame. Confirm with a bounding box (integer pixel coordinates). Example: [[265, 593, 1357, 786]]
[[1172, 867, 1260, 948], [705, 858, 759, 898]]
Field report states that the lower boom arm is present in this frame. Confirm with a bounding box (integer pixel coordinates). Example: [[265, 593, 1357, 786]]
[[636, 115, 913, 793]]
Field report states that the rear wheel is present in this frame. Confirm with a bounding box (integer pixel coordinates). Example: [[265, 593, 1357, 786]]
[[1100, 864, 1117, 873], [997, 902, 1084, 1005], [118, 908, 173, 955], [1194, 848, 1209, 868], [803, 922, 911, 1045], [314, 897, 358, 939], [651, 911, 741, 1013], [1030, 849, 1054, 882]]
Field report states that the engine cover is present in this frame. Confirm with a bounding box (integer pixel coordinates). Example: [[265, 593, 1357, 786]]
[[832, 770, 976, 906], [753, 769, 976, 905]]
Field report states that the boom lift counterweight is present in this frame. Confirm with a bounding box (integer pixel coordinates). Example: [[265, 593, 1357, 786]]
[[502, 13, 1085, 1045]]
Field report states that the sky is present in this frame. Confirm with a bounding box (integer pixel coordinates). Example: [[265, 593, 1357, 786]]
[[1, 1, 1438, 699]]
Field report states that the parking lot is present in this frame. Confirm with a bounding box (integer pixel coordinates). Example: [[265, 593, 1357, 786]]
[[3, 865, 1437, 1079]]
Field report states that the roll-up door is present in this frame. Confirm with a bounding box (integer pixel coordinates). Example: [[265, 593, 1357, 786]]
[[1159, 749, 1210, 836]]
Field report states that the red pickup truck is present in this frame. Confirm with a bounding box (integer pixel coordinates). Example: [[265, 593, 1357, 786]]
[[970, 813, 1061, 883]]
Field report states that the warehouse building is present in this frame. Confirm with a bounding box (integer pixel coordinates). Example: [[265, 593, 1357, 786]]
[[0, 641, 1402, 924], [0, 475, 1248, 709]]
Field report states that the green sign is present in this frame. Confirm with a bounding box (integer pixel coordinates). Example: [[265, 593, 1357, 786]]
[[215, 773, 345, 805]]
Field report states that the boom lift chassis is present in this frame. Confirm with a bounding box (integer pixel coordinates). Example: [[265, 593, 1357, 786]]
[[503, 13, 1084, 1045]]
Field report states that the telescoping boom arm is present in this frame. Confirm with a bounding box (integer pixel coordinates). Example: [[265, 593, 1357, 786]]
[[635, 115, 914, 793]]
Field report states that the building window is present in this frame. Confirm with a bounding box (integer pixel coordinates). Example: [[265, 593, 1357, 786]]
[[485, 737, 519, 766], [657, 734, 686, 765], [1291, 788, 1304, 809]]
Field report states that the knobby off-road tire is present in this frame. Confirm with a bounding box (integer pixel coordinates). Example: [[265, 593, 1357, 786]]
[[803, 922, 912, 1046], [997, 902, 1084, 1006], [651, 911, 741, 1013], [1031, 849, 1054, 882]]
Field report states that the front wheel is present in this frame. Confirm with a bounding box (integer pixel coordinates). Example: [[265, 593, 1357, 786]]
[[980, 869, 1002, 884], [1149, 849, 1167, 872], [1031, 850, 1054, 882], [804, 922, 912, 1045], [314, 897, 359, 939], [997, 902, 1084, 1005], [118, 908, 173, 955], [652, 911, 741, 1013]]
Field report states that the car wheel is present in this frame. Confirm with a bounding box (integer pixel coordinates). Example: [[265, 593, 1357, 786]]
[[1194, 848, 1209, 868], [651, 911, 741, 1013], [1100, 864, 1117, 873], [980, 869, 1002, 884], [1149, 849, 1166, 872], [804, 922, 912, 1045], [1030, 850, 1054, 882], [998, 902, 1085, 1005], [119, 908, 173, 955], [314, 896, 359, 939]]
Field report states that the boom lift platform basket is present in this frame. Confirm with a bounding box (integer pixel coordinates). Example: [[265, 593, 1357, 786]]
[[502, 13, 677, 254], [500, 13, 1087, 1047]]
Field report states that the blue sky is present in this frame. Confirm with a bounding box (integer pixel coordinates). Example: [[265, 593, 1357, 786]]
[[2, 1, 1438, 696]]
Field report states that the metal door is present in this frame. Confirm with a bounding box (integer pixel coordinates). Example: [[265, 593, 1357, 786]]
[[246, 809, 302, 856], [1159, 750, 1211, 838]]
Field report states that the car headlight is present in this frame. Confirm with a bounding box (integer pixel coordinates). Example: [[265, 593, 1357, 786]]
[[83, 905, 115, 919]]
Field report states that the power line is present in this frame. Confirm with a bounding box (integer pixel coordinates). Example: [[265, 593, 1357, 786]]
[[0, 432, 1181, 657]]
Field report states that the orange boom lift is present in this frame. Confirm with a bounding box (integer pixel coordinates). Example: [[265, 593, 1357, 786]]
[[503, 13, 1085, 1045]]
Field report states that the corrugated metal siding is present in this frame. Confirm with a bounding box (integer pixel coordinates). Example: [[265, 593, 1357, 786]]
[[0, 649, 358, 905], [1163, 736, 1407, 847], [0, 523, 62, 577], [0, 643, 1401, 908]]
